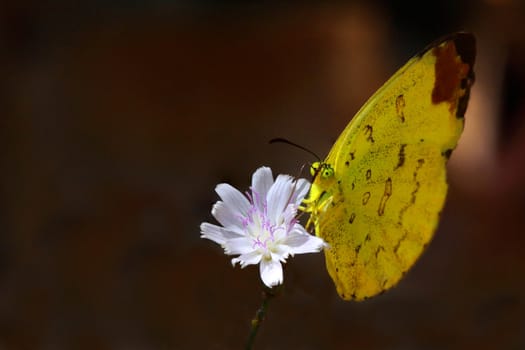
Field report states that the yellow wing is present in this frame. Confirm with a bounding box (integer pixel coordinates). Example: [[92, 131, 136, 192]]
[[306, 33, 476, 301]]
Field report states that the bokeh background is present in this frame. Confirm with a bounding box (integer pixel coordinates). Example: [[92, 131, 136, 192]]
[[1, 1, 524, 349]]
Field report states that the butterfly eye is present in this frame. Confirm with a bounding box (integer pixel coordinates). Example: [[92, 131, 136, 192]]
[[310, 162, 320, 176], [322, 165, 334, 178]]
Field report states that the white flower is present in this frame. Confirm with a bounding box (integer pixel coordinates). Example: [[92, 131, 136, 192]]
[[200, 166, 326, 288]]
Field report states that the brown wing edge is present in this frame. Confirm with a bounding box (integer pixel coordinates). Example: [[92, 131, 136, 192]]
[[428, 32, 476, 119], [416, 32, 476, 64], [452, 33, 476, 119]]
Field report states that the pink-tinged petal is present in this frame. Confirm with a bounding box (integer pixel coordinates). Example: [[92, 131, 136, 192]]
[[200, 223, 243, 245], [215, 183, 250, 216], [281, 203, 297, 227], [223, 237, 255, 255], [284, 229, 327, 255], [212, 201, 244, 232], [232, 251, 262, 268], [251, 167, 274, 211], [271, 226, 288, 242], [266, 175, 293, 222], [290, 178, 310, 207], [260, 258, 283, 287]]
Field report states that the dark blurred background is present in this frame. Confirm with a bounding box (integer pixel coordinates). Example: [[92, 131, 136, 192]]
[[1, 1, 523, 349]]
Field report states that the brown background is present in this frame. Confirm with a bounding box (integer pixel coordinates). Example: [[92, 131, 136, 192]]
[[1, 1, 523, 349]]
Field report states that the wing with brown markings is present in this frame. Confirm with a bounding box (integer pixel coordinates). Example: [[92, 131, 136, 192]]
[[307, 33, 475, 301]]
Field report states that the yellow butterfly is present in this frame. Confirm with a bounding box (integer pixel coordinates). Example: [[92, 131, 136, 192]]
[[304, 33, 476, 301]]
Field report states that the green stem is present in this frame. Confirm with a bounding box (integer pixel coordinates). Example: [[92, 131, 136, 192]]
[[245, 286, 280, 350]]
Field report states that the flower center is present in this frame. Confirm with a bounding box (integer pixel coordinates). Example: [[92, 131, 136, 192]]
[[240, 191, 283, 254]]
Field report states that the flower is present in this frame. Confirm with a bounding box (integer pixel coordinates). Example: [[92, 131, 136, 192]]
[[200, 166, 326, 288]]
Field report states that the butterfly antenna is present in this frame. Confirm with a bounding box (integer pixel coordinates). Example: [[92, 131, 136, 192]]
[[269, 138, 320, 217], [269, 138, 322, 162]]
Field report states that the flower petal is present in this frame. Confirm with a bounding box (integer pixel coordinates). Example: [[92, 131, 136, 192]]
[[281, 203, 298, 228], [290, 178, 310, 207], [251, 167, 274, 211], [223, 237, 256, 255], [215, 183, 251, 217], [266, 174, 293, 223], [212, 201, 244, 232], [284, 228, 327, 255], [232, 251, 262, 268], [271, 249, 289, 263], [200, 223, 243, 245], [260, 258, 283, 287]]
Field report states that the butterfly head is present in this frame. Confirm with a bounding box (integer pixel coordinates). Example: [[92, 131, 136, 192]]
[[304, 161, 335, 235], [310, 161, 334, 179]]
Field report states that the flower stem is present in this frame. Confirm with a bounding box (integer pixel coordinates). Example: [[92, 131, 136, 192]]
[[245, 286, 281, 350]]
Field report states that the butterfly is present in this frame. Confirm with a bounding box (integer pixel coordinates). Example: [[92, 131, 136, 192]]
[[304, 32, 476, 301]]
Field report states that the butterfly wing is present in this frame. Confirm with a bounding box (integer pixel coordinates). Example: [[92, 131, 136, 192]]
[[308, 33, 475, 300]]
